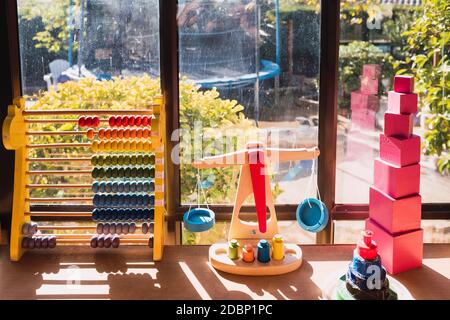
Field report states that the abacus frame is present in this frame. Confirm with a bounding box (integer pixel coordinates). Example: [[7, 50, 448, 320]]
[[2, 97, 168, 261]]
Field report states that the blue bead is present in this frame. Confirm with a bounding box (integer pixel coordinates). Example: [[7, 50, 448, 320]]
[[130, 182, 137, 192], [149, 195, 155, 206], [136, 182, 143, 192], [123, 182, 130, 193], [118, 182, 124, 193], [111, 182, 118, 193], [92, 182, 99, 193], [105, 182, 112, 193]]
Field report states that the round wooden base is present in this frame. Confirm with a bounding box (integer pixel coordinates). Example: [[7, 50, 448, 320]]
[[322, 271, 414, 300], [209, 242, 302, 276]]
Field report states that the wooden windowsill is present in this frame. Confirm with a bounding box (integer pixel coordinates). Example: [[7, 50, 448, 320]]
[[0, 244, 448, 300]]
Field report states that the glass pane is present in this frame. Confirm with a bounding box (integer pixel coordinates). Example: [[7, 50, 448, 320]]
[[178, 0, 321, 209], [16, 0, 160, 202], [336, 0, 449, 204]]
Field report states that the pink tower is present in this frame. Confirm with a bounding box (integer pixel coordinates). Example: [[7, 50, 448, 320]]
[[366, 75, 423, 274]]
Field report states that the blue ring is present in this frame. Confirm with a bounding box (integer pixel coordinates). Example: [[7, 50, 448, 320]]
[[296, 198, 329, 233]]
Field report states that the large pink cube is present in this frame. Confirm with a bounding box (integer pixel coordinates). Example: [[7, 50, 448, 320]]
[[384, 112, 413, 138], [374, 159, 420, 198], [387, 91, 418, 114], [363, 64, 381, 79], [351, 91, 379, 111], [366, 219, 423, 275], [394, 75, 414, 93], [380, 134, 421, 167], [352, 109, 376, 130], [369, 187, 421, 234], [360, 76, 378, 95]]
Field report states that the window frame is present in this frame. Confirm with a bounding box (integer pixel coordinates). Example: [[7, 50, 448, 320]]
[[2, 0, 449, 245]]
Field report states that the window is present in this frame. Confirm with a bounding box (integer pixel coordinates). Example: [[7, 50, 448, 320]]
[[177, 0, 321, 244]]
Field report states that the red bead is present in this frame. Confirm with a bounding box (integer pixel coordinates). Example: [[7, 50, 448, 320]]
[[117, 129, 124, 139], [122, 116, 129, 127], [78, 117, 86, 127], [105, 129, 111, 139], [128, 116, 135, 126], [136, 129, 143, 139], [85, 117, 93, 127], [115, 116, 122, 127], [142, 128, 150, 138], [130, 129, 137, 139], [123, 129, 130, 139], [109, 116, 116, 127], [148, 117, 152, 127], [86, 128, 95, 140], [135, 116, 142, 126], [92, 116, 100, 127], [142, 116, 149, 126]]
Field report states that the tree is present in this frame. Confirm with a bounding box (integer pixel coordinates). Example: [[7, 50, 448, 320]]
[[399, 0, 450, 174], [18, 0, 80, 53]]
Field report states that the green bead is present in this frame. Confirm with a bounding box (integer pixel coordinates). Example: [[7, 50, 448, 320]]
[[97, 156, 104, 166], [149, 167, 155, 178], [105, 168, 112, 178], [130, 167, 138, 178], [137, 167, 144, 178], [111, 167, 119, 178], [125, 167, 132, 177], [98, 168, 106, 179], [105, 156, 111, 166], [136, 155, 143, 165], [117, 155, 124, 166], [142, 155, 150, 165], [130, 156, 137, 166], [118, 167, 125, 178], [123, 156, 130, 165], [91, 156, 97, 166], [149, 155, 155, 165], [111, 156, 118, 165], [92, 167, 98, 179]]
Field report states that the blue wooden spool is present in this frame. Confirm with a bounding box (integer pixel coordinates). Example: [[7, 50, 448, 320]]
[[296, 198, 329, 233], [183, 208, 215, 233]]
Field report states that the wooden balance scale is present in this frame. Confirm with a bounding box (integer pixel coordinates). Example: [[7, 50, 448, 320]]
[[193, 142, 320, 276]]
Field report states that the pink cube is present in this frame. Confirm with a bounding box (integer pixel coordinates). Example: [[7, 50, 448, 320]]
[[366, 219, 423, 275], [363, 64, 381, 79], [369, 187, 421, 234], [394, 75, 414, 93], [380, 134, 421, 167], [360, 76, 378, 95], [384, 112, 413, 138], [351, 91, 380, 111], [374, 159, 420, 198], [352, 109, 376, 130], [387, 91, 418, 114]]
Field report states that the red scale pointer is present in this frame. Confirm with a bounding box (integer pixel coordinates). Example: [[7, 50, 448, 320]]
[[248, 150, 267, 233]]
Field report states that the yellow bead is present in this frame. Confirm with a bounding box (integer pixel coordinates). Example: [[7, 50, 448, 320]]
[[137, 141, 144, 152], [123, 141, 131, 151], [92, 141, 99, 153], [98, 141, 104, 151], [111, 140, 118, 151], [105, 141, 112, 151]]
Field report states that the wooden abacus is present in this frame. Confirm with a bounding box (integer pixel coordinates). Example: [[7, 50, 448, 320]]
[[2, 96, 167, 261]]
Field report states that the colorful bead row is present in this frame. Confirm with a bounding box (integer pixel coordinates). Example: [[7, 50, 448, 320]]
[[78, 116, 100, 128], [90, 235, 120, 249], [92, 181, 155, 194], [108, 116, 152, 128], [91, 166, 155, 179], [93, 194, 155, 207], [22, 236, 57, 249], [96, 222, 140, 235], [91, 154, 155, 166], [91, 140, 152, 153], [92, 208, 154, 222]]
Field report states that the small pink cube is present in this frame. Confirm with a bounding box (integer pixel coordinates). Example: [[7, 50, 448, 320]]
[[394, 75, 415, 93], [380, 134, 421, 167], [387, 91, 418, 114], [360, 76, 378, 95], [351, 109, 376, 130], [366, 219, 423, 275], [369, 186, 422, 234], [363, 64, 381, 79], [384, 112, 413, 138], [351, 91, 380, 111], [374, 158, 420, 198]]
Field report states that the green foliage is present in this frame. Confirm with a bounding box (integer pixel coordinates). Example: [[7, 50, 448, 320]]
[[399, 0, 450, 174], [339, 41, 395, 108]]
